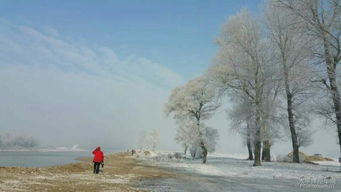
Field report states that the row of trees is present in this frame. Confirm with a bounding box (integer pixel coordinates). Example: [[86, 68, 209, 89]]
[[166, 0, 341, 166], [0, 134, 39, 149]]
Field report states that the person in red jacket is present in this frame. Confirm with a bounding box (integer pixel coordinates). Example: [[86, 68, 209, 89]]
[[92, 146, 104, 174]]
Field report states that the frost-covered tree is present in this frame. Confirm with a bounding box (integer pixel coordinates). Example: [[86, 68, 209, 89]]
[[202, 125, 219, 153], [150, 129, 160, 151], [276, 0, 341, 156], [266, 0, 316, 163], [228, 94, 255, 160], [175, 120, 196, 155], [228, 89, 282, 162], [177, 121, 219, 159], [165, 76, 220, 163], [259, 78, 282, 162], [138, 129, 160, 151], [138, 130, 147, 150], [211, 9, 279, 166]]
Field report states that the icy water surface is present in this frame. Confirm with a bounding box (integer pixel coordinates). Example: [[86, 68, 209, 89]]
[[0, 148, 123, 167], [0, 151, 90, 167]]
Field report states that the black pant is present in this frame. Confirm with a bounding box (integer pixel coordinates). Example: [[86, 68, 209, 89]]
[[93, 162, 101, 174]]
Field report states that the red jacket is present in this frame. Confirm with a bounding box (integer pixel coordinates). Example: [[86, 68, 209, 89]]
[[92, 147, 104, 163]]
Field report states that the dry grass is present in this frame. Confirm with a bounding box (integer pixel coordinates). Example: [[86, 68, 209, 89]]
[[304, 155, 334, 162], [0, 152, 174, 192], [282, 152, 335, 165]]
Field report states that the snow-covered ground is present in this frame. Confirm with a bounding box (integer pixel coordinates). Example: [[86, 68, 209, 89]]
[[137, 151, 341, 192], [312, 158, 341, 167]]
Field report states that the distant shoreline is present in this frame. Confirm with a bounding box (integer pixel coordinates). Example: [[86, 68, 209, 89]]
[[0, 148, 88, 152]]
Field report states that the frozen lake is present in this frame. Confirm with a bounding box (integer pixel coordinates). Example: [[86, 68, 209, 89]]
[[0, 151, 90, 167]]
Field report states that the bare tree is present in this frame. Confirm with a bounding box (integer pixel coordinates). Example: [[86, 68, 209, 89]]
[[276, 0, 341, 155]]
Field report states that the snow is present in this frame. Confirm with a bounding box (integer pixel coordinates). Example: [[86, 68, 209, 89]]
[[312, 160, 341, 167], [140, 152, 341, 181], [208, 152, 248, 160], [50, 145, 86, 152], [135, 152, 341, 191], [135, 150, 158, 158]]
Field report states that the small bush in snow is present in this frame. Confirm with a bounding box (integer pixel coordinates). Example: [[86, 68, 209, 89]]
[[174, 152, 183, 159], [168, 154, 173, 159]]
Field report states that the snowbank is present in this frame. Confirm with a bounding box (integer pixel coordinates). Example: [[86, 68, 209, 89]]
[[135, 150, 158, 158]]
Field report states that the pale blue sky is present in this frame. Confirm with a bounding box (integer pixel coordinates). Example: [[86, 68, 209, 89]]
[[0, 0, 266, 150], [0, 0, 262, 78], [2, 0, 337, 158]]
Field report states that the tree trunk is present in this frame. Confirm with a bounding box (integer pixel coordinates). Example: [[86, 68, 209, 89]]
[[323, 36, 341, 156], [201, 141, 208, 164], [253, 138, 261, 166], [282, 60, 300, 163], [246, 123, 253, 160], [190, 146, 197, 159], [195, 112, 209, 164], [253, 111, 262, 166], [262, 140, 271, 162], [195, 116, 208, 163], [253, 87, 262, 166], [247, 142, 253, 160], [184, 145, 188, 155], [286, 91, 300, 163]]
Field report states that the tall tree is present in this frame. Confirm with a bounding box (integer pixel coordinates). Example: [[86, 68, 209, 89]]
[[212, 9, 278, 166], [266, 0, 314, 162], [277, 0, 341, 155]]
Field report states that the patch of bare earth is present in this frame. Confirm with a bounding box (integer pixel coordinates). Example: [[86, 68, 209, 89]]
[[0, 152, 174, 192]]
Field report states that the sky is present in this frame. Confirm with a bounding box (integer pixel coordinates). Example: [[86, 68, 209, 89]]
[[0, 0, 339, 157], [0, 0, 262, 77]]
